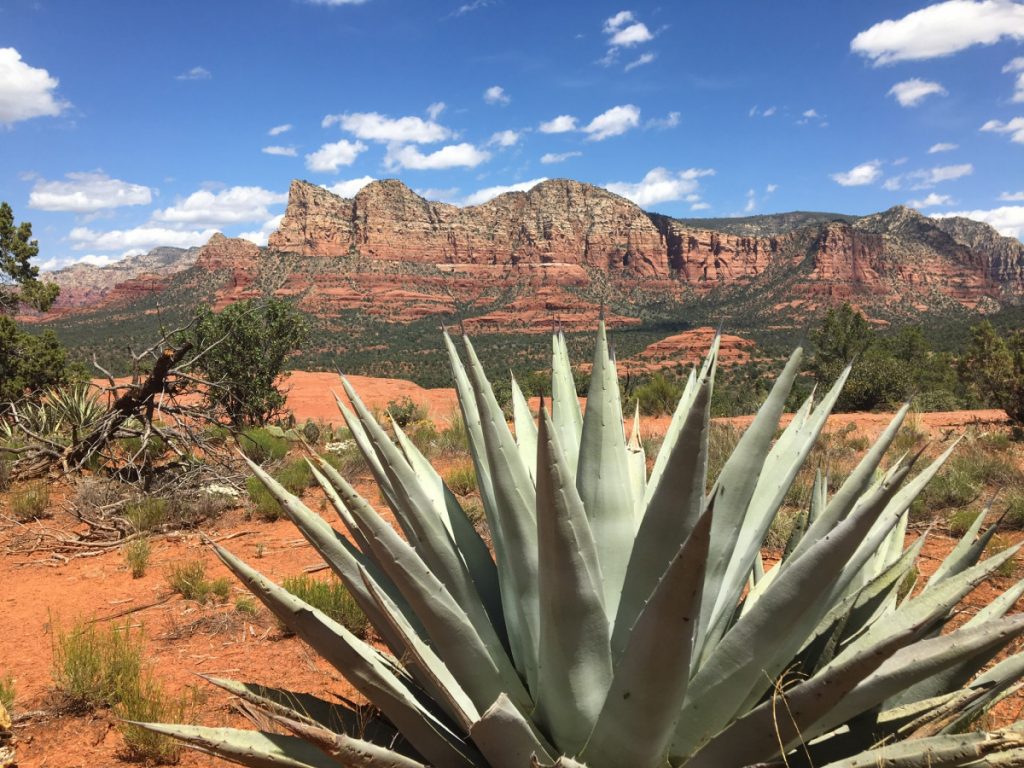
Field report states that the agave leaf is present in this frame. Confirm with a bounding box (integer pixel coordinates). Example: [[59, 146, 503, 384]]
[[685, 602, 923, 768], [643, 365, 699, 510], [576, 320, 635, 621], [244, 456, 420, 657], [612, 372, 711, 659], [671, 458, 914, 758], [694, 345, 803, 661], [625, 402, 647, 523], [210, 544, 476, 768], [789, 404, 910, 564], [702, 364, 850, 653], [805, 614, 1024, 744], [967, 576, 1024, 628], [469, 694, 556, 768], [533, 405, 612, 755], [329, 454, 532, 713], [833, 542, 1022, 665], [582, 504, 713, 768], [462, 334, 541, 693], [306, 458, 371, 550], [201, 677, 400, 747], [334, 392, 400, 512], [358, 565, 480, 732], [511, 373, 538, 482], [551, 330, 583, 476], [124, 723, 346, 768], [265, 713, 431, 768], [928, 502, 1000, 589], [817, 730, 1024, 768], [342, 381, 477, 595], [389, 417, 506, 646]]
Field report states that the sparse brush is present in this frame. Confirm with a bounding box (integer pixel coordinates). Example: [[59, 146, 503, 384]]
[[706, 422, 741, 490], [166, 560, 228, 604], [10, 481, 49, 521], [1003, 489, 1024, 529], [52, 618, 144, 711], [988, 534, 1019, 579], [280, 575, 367, 638], [124, 538, 151, 578], [947, 508, 979, 537], [444, 462, 478, 496], [436, 413, 469, 456], [319, 447, 367, 478], [0, 673, 14, 713], [275, 459, 314, 494], [247, 475, 282, 521]]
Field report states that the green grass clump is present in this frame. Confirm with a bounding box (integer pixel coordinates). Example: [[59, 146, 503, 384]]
[[124, 497, 169, 532], [238, 427, 289, 464], [280, 575, 368, 638], [706, 424, 741, 491], [947, 508, 979, 537], [444, 462, 478, 496], [436, 413, 469, 456], [246, 460, 314, 521], [0, 673, 14, 712], [166, 560, 230, 604], [11, 481, 50, 521], [115, 678, 192, 764], [52, 619, 144, 710], [234, 596, 258, 616], [124, 538, 151, 579], [1003, 489, 1024, 529], [915, 444, 1024, 519], [276, 459, 314, 494]]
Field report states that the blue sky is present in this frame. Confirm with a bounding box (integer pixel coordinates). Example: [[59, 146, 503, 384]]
[[2, 0, 1024, 269]]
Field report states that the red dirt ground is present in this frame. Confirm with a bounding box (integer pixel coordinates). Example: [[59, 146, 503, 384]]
[[1, 372, 1020, 766]]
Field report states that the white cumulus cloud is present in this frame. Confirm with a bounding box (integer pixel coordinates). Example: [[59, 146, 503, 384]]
[[176, 66, 211, 81], [483, 85, 510, 105], [584, 104, 641, 140], [262, 145, 298, 157], [908, 192, 955, 208], [268, 123, 293, 136], [981, 116, 1024, 143], [489, 129, 520, 147], [427, 102, 446, 120], [153, 186, 287, 226], [322, 111, 450, 143], [1005, 57, 1024, 101], [606, 167, 716, 207], [28, 172, 152, 212], [385, 143, 490, 170], [929, 142, 959, 153], [540, 151, 583, 164], [323, 176, 376, 197], [933, 206, 1024, 238], [69, 226, 218, 253], [0, 47, 67, 126], [463, 178, 547, 206], [305, 139, 368, 172], [238, 214, 285, 246], [851, 0, 1024, 65], [831, 160, 883, 186], [539, 114, 578, 133], [888, 78, 947, 106], [625, 53, 656, 71]]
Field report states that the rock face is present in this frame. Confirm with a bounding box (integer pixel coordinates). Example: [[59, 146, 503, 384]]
[[269, 179, 1024, 314], [43, 245, 201, 312]]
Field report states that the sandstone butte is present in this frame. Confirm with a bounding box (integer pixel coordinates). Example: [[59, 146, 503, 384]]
[[36, 177, 1024, 331]]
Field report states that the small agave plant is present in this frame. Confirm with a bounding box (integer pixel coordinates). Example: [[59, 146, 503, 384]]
[[140, 324, 1024, 767]]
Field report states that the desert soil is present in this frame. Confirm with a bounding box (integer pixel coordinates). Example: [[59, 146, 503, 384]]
[[0, 371, 1019, 767]]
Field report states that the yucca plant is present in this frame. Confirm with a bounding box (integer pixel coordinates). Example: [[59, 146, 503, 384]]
[[137, 325, 1024, 767]]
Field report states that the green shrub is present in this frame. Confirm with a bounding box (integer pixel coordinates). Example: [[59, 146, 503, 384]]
[[444, 462, 478, 496], [52, 619, 144, 710], [408, 420, 439, 456], [1003, 489, 1024, 529], [10, 481, 49, 521], [166, 560, 229, 604], [247, 475, 282, 521], [276, 459, 314, 494], [124, 538, 151, 579], [436, 413, 469, 456], [280, 575, 368, 638], [385, 396, 428, 428], [0, 673, 13, 712], [915, 445, 1023, 517], [124, 497, 169, 532], [947, 508, 978, 537], [629, 372, 684, 417], [238, 427, 288, 464]]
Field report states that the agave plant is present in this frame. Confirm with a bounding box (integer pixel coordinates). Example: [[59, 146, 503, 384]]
[[139, 324, 1024, 767]]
